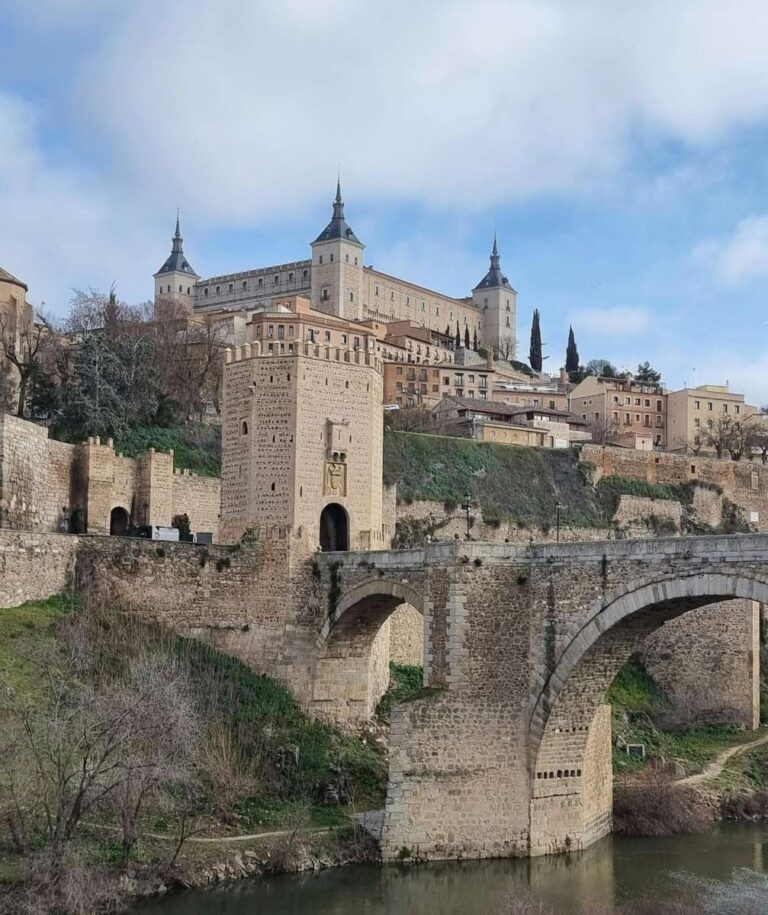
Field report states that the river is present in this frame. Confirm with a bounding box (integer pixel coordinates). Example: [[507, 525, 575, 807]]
[[134, 823, 768, 914]]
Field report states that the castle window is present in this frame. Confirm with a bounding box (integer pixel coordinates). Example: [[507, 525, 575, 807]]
[[484, 298, 488, 306], [243, 281, 247, 290], [330, 253, 334, 262], [391, 292, 394, 300], [345, 254, 349, 263], [204, 288, 208, 296], [268, 325, 274, 337], [288, 326, 295, 337], [436, 307, 439, 316], [354, 257, 358, 265], [216, 286, 220, 294], [274, 275, 279, 284], [341, 334, 347, 344], [303, 269, 308, 279], [187, 287, 191, 294], [229, 283, 234, 293], [324, 331, 331, 342], [179, 285, 183, 293], [242, 421, 248, 435], [271, 482, 275, 491], [375, 286, 379, 296], [319, 256, 323, 264], [349, 292, 354, 302], [277, 325, 285, 340], [322, 288, 329, 301], [258, 278, 263, 287], [289, 272, 294, 282]]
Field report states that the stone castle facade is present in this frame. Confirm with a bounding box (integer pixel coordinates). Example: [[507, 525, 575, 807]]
[[153, 183, 518, 358]]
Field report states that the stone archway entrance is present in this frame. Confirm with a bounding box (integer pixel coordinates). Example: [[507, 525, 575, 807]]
[[320, 503, 348, 552], [109, 506, 130, 536]]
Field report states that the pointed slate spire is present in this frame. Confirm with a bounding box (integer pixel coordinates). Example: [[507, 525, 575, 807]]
[[313, 179, 363, 246], [473, 234, 511, 290], [155, 211, 198, 277]]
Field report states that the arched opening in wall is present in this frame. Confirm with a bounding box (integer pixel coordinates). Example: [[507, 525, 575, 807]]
[[528, 575, 766, 857], [109, 506, 130, 536], [319, 503, 348, 552], [312, 580, 425, 726]]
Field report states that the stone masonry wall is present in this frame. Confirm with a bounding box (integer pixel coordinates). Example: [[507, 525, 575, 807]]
[[0, 413, 74, 531], [582, 444, 768, 530], [641, 599, 760, 728], [172, 470, 221, 539], [0, 531, 80, 607], [389, 603, 423, 666]]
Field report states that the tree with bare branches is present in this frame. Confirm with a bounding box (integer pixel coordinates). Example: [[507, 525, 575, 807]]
[[0, 308, 55, 418]]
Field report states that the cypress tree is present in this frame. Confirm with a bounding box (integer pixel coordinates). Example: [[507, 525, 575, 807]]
[[529, 309, 543, 372], [464, 326, 471, 349], [455, 321, 461, 348], [445, 324, 451, 340], [565, 325, 579, 375], [473, 329, 478, 351]]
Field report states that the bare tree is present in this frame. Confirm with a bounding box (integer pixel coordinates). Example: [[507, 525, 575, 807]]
[[153, 300, 228, 421], [0, 309, 55, 418], [588, 414, 620, 444], [701, 415, 759, 461]]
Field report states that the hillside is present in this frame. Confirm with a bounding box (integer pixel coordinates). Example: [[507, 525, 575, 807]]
[[383, 431, 605, 527]]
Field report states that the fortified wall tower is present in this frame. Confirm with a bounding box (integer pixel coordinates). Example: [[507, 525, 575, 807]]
[[220, 339, 388, 552]]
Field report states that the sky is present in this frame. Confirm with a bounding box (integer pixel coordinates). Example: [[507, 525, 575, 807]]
[[3, 1, 768, 400]]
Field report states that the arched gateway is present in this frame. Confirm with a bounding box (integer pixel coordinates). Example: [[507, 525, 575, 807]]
[[109, 506, 130, 536]]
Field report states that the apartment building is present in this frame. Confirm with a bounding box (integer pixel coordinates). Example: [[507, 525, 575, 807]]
[[667, 384, 757, 453], [569, 374, 667, 450]]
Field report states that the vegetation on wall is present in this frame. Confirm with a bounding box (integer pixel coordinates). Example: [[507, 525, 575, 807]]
[[112, 422, 221, 477], [383, 432, 606, 528]]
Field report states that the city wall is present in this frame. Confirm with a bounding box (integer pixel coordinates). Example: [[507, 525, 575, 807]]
[[0, 413, 220, 539]]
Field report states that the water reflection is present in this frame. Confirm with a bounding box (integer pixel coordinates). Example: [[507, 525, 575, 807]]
[[135, 824, 768, 915]]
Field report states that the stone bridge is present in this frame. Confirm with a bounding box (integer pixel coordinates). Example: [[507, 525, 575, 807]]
[[1, 529, 764, 862], [313, 534, 767, 861]]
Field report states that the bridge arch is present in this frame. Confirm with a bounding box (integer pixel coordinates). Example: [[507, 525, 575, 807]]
[[528, 572, 768, 856], [311, 578, 425, 725]]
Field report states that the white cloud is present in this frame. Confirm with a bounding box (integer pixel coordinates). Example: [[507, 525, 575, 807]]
[[0, 91, 159, 311], [694, 215, 768, 284], [68, 0, 768, 221], [9, 1, 768, 307], [570, 306, 651, 337]]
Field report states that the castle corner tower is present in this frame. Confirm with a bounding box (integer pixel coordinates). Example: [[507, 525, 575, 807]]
[[153, 213, 199, 314], [310, 181, 365, 321], [472, 235, 517, 358]]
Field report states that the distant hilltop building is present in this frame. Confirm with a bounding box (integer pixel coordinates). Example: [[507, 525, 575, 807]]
[[153, 182, 518, 358]]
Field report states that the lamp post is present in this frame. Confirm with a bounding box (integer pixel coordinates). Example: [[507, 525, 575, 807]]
[[462, 491, 472, 540], [555, 500, 563, 543]]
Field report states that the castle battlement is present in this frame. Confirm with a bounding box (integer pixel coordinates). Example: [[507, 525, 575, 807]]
[[223, 341, 383, 374]]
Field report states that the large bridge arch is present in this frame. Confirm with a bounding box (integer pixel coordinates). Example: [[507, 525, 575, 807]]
[[310, 577, 425, 724], [528, 572, 768, 856]]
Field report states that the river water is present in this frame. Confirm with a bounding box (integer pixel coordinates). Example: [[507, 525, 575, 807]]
[[135, 823, 768, 914]]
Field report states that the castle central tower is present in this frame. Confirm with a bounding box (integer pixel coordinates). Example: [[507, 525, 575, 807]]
[[310, 181, 365, 321]]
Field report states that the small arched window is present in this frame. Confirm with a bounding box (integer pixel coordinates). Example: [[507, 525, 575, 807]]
[[229, 283, 234, 292], [345, 254, 349, 263], [241, 421, 248, 435], [274, 275, 279, 285], [243, 281, 247, 290], [258, 278, 263, 288], [187, 287, 191, 294], [288, 272, 294, 282], [179, 285, 183, 293], [204, 288, 209, 296], [319, 256, 323, 264], [216, 285, 220, 294], [330, 253, 334, 262], [303, 269, 308, 279]]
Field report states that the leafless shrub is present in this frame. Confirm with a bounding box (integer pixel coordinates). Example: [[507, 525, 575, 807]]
[[198, 721, 260, 820], [613, 766, 711, 837]]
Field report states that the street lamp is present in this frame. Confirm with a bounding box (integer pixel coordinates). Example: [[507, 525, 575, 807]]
[[462, 491, 472, 540], [555, 500, 563, 543]]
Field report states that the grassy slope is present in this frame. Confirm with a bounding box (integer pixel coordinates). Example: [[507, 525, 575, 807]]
[[607, 660, 765, 777], [0, 599, 386, 842], [383, 431, 605, 527]]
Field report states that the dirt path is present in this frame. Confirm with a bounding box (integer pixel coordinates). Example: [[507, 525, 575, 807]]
[[675, 733, 768, 787]]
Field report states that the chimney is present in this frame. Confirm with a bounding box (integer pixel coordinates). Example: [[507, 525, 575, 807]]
[[559, 366, 568, 384], [486, 350, 493, 370]]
